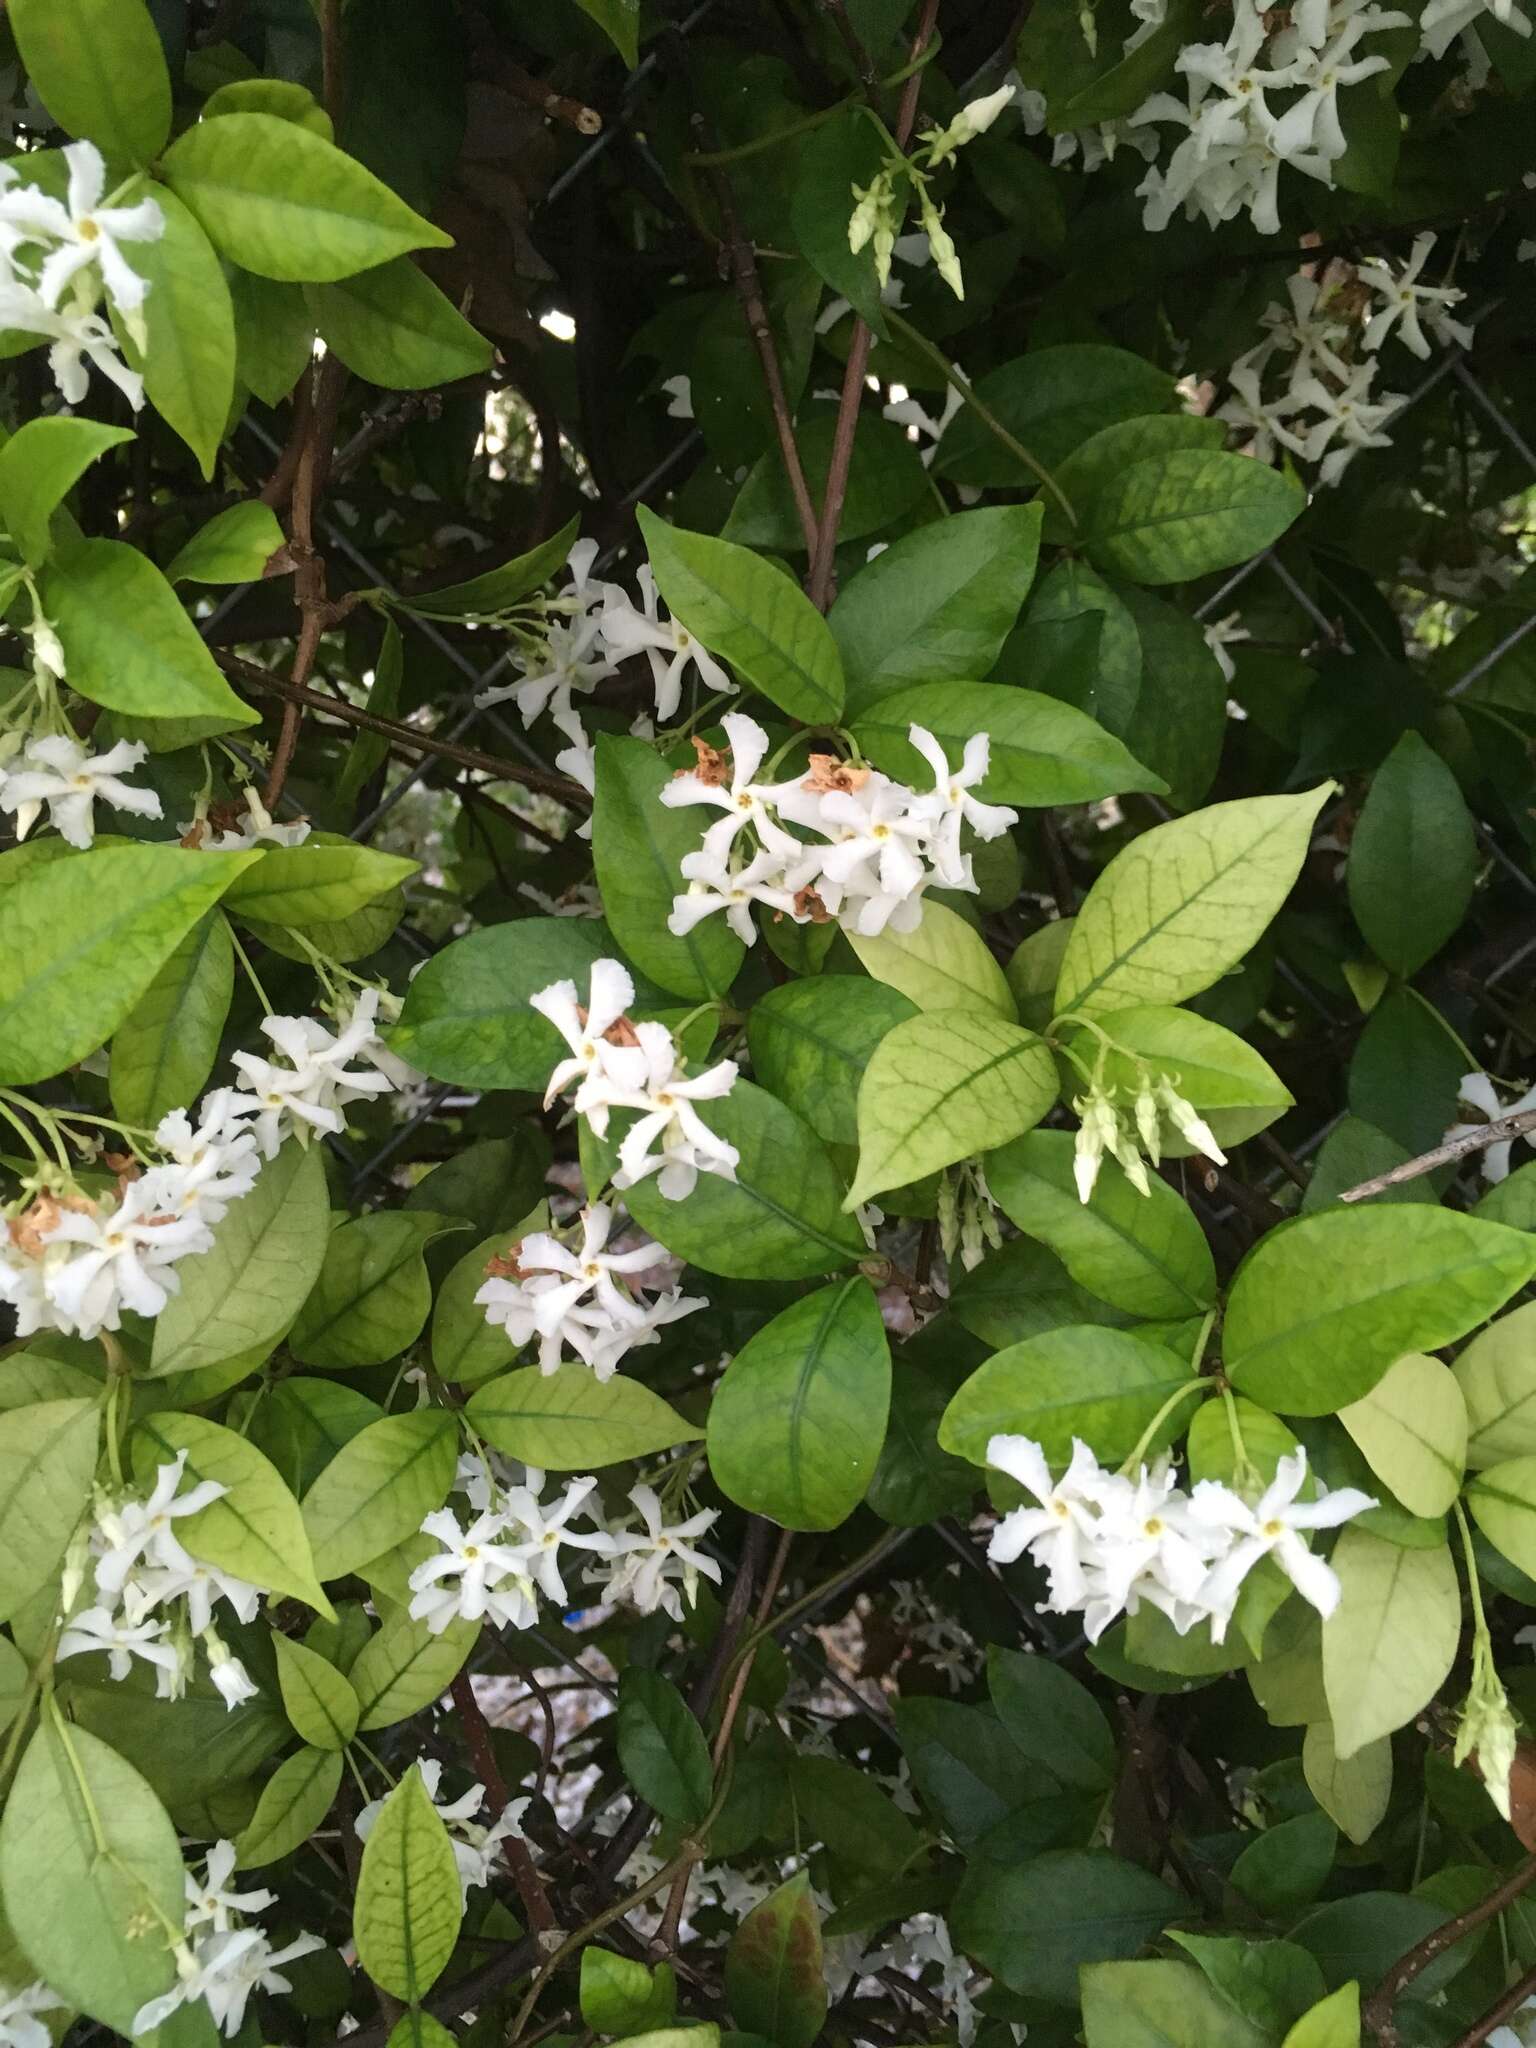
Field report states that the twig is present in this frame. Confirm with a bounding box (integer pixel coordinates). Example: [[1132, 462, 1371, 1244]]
[[450, 1669, 558, 1935], [1364, 1855, 1536, 2046], [1338, 1107, 1536, 1203], [499, 59, 603, 134], [806, 0, 941, 609], [263, 352, 347, 809], [1451, 1964, 1536, 2048], [822, 0, 878, 83]]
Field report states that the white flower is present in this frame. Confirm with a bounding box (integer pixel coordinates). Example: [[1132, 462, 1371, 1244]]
[[1082, 1461, 1223, 1640], [670, 841, 808, 946], [612, 1051, 741, 1200], [1447, 1072, 1536, 1184], [883, 382, 963, 462], [530, 956, 637, 1113], [204, 1631, 259, 1710], [1358, 233, 1475, 359], [477, 541, 620, 724], [1203, 612, 1251, 685], [501, 1469, 621, 1607], [55, 1605, 184, 1694], [1290, 357, 1403, 484], [183, 1843, 276, 1935], [658, 712, 805, 865], [131, 1927, 324, 2039], [184, 787, 311, 851], [40, 1176, 211, 1335], [0, 281, 144, 407], [1420, 0, 1531, 57], [986, 1436, 1114, 1625], [407, 1505, 536, 1634], [228, 1001, 396, 1158], [600, 566, 733, 724], [0, 735, 161, 849], [356, 1759, 532, 1901], [1190, 1449, 1375, 1640], [1216, 358, 1311, 464], [146, 1095, 263, 1225], [92, 1451, 229, 1604], [905, 726, 1019, 888], [0, 143, 162, 317], [599, 1484, 722, 1622], [0, 1980, 65, 2048]]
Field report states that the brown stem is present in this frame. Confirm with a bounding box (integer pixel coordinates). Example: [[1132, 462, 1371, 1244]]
[[1364, 1854, 1536, 2047], [498, 59, 603, 134], [450, 1669, 558, 1936], [264, 355, 347, 809], [1451, 1963, 1536, 2048], [320, 0, 343, 122], [806, 0, 941, 609], [1339, 1107, 1536, 1204]]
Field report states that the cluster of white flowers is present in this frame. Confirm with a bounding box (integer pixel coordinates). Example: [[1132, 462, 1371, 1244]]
[[227, 987, 417, 1159], [662, 710, 1017, 944], [180, 784, 312, 853], [131, 1840, 322, 2038], [0, 140, 162, 409], [356, 1758, 530, 1901], [411, 1455, 722, 1633], [532, 958, 739, 1200], [1215, 240, 1472, 486], [0, 734, 162, 849], [0, 1979, 63, 2048], [475, 1200, 703, 1379], [986, 1434, 1375, 1644], [55, 1451, 262, 1710]]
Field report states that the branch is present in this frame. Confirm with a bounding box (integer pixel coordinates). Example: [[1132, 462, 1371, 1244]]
[[450, 1670, 558, 1935], [1338, 1107, 1536, 1204], [263, 352, 347, 809], [1364, 1855, 1536, 2046], [1451, 1963, 1536, 2048]]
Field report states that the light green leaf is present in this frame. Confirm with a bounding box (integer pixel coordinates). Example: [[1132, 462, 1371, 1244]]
[[1007, 920, 1075, 1032], [431, 1224, 540, 1388], [0, 1398, 99, 1625], [1338, 1353, 1466, 1517], [224, 842, 418, 927], [150, 1140, 331, 1377], [0, 1717, 183, 2033], [849, 900, 1017, 1022], [1455, 1304, 1536, 1467], [746, 978, 917, 1149], [1073, 1004, 1293, 1154], [40, 539, 258, 726], [581, 1949, 678, 2038], [309, 258, 493, 389], [9, 0, 171, 160], [351, 1611, 480, 1731], [162, 113, 452, 281], [725, 1873, 827, 2048], [708, 1279, 890, 1529], [1081, 451, 1306, 585], [468, 1365, 701, 1471], [847, 1011, 1058, 1207], [273, 1635, 360, 1750], [830, 505, 1043, 712], [1056, 787, 1330, 1018], [940, 1325, 1198, 1467], [1282, 1983, 1361, 2048], [0, 416, 133, 564], [131, 1411, 333, 1616], [1301, 1721, 1391, 1845], [247, 1377, 384, 1499], [617, 1667, 713, 1824], [203, 77, 333, 134], [1347, 731, 1477, 978], [987, 1130, 1217, 1318], [1044, 414, 1226, 542], [1321, 1530, 1459, 1757], [109, 911, 233, 1128], [1224, 1208, 1536, 1416], [354, 1766, 463, 2002], [0, 844, 257, 1087], [291, 1212, 457, 1372], [637, 507, 845, 723], [398, 518, 578, 620], [166, 502, 286, 585], [1467, 1455, 1536, 1580], [593, 734, 744, 1001], [851, 681, 1164, 807], [1081, 1960, 1270, 2048], [302, 1411, 460, 1581], [119, 187, 237, 481], [386, 2013, 461, 2048], [0, 1636, 26, 1736], [234, 1745, 343, 1868]]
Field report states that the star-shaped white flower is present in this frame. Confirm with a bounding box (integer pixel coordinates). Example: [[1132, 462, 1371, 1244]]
[[0, 734, 162, 849], [1190, 1449, 1375, 1640]]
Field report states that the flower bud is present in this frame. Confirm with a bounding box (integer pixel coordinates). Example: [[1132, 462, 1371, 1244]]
[[1158, 1078, 1228, 1166]]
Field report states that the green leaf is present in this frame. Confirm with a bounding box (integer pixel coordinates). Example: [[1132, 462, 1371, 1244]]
[[746, 978, 917, 1149], [850, 681, 1165, 807], [1455, 1304, 1536, 1467], [1301, 1721, 1391, 1845], [273, 1635, 360, 1750], [940, 1326, 1198, 1466], [302, 1410, 460, 1580], [617, 1667, 713, 1824], [109, 911, 233, 1128], [724, 413, 926, 552], [224, 842, 418, 927], [581, 1950, 678, 2038], [354, 1765, 464, 2002], [788, 1755, 923, 1885], [0, 416, 133, 565], [0, 1399, 99, 1625], [1467, 1455, 1536, 1580], [789, 109, 891, 336], [593, 734, 744, 1000], [936, 346, 1175, 488], [1282, 1983, 1361, 2048], [467, 1365, 700, 1470], [9, 0, 171, 160], [1322, 1531, 1459, 1756], [988, 1646, 1116, 1793], [1072, 1004, 1293, 1154], [166, 502, 287, 585], [725, 1873, 827, 2048], [571, 0, 641, 63], [234, 1745, 343, 1868], [708, 1278, 890, 1529], [613, 1081, 865, 1279], [40, 539, 258, 727], [119, 187, 237, 481], [431, 1225, 540, 1388], [162, 113, 452, 281], [950, 1851, 1181, 2004], [1045, 415, 1226, 542], [1338, 1353, 1466, 1517], [350, 1611, 479, 1731], [1224, 1208, 1536, 1416], [988, 1130, 1217, 1318], [150, 1140, 332, 1377], [0, 844, 257, 1086], [0, 1635, 27, 1734], [830, 505, 1043, 712], [1056, 788, 1331, 1018], [1231, 1813, 1337, 1917], [291, 1212, 455, 1371], [398, 518, 579, 619], [204, 77, 333, 134], [389, 917, 663, 1089], [867, 1332, 981, 1527], [247, 1377, 384, 1498], [848, 900, 1017, 1021], [1082, 452, 1306, 585], [1081, 1960, 1270, 2048], [894, 1694, 1074, 1854], [847, 1011, 1058, 1207], [1347, 731, 1477, 978], [229, 270, 315, 406], [1115, 583, 1229, 813], [131, 1411, 333, 1615], [308, 258, 493, 389], [0, 1717, 182, 2032], [637, 508, 845, 723]]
